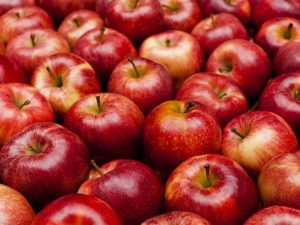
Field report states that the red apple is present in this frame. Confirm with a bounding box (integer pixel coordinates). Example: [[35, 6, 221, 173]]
[[58, 9, 103, 50], [141, 211, 212, 225], [222, 111, 298, 177], [159, 0, 202, 32], [258, 152, 300, 209], [0, 122, 90, 206], [108, 57, 174, 115], [0, 55, 27, 83], [95, 0, 112, 18], [74, 27, 137, 86], [0, 6, 54, 45], [140, 30, 204, 88], [0, 184, 35, 225], [0, 40, 4, 54], [206, 39, 271, 99], [30, 52, 101, 120], [31, 194, 122, 225], [165, 154, 258, 225], [78, 159, 164, 225], [64, 93, 144, 162], [0, 0, 35, 16], [176, 72, 248, 127], [6, 28, 70, 78], [244, 206, 300, 225], [191, 13, 249, 56]]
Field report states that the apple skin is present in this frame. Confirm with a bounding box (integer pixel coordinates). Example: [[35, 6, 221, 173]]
[[0, 0, 35, 16], [0, 55, 27, 83], [0, 184, 35, 225], [58, 9, 103, 50], [78, 159, 164, 225], [221, 111, 298, 177], [74, 27, 137, 86], [176, 72, 248, 127], [0, 6, 54, 45], [0, 40, 4, 54], [0, 122, 90, 206], [95, 0, 112, 18], [165, 154, 258, 225], [191, 13, 249, 56], [140, 30, 204, 87], [141, 211, 212, 225], [31, 194, 122, 225], [159, 0, 202, 32], [108, 57, 174, 115], [64, 93, 144, 162], [206, 39, 271, 99], [252, 0, 300, 28], [244, 206, 300, 225], [30, 52, 101, 120], [6, 28, 70, 78], [143, 100, 222, 174]]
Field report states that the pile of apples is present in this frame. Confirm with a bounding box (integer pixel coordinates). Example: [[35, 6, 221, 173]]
[[1, 0, 300, 224]]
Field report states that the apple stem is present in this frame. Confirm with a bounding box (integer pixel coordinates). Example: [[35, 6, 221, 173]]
[[99, 27, 105, 41], [218, 93, 227, 99], [132, 0, 140, 8], [294, 90, 300, 101], [284, 23, 294, 39], [73, 18, 80, 27], [19, 100, 30, 109], [249, 102, 258, 111], [166, 39, 171, 47], [204, 164, 211, 184], [30, 34, 36, 47], [227, 0, 233, 5], [96, 95, 103, 113], [231, 128, 245, 139], [90, 159, 104, 177], [128, 56, 140, 78], [210, 14, 216, 27], [15, 12, 20, 18]]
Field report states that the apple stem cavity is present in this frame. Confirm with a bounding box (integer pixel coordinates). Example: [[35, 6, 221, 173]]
[[184, 101, 196, 113], [30, 34, 36, 47], [231, 128, 245, 139], [128, 56, 140, 78], [284, 23, 294, 39], [73, 18, 80, 27], [96, 95, 103, 113], [90, 159, 104, 177], [161, 4, 179, 11], [19, 100, 31, 109]]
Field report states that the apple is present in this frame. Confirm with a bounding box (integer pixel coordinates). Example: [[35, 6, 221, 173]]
[[0, 55, 27, 83], [159, 0, 202, 32], [0, 6, 54, 45], [74, 27, 137, 86], [143, 100, 222, 174], [103, 0, 165, 43], [176, 72, 248, 127], [95, 0, 112, 18], [141, 211, 212, 225], [222, 111, 298, 177], [0, 40, 4, 54], [165, 154, 258, 225], [0, 184, 35, 225], [140, 30, 204, 88], [64, 93, 144, 162], [30, 52, 101, 120], [58, 9, 103, 50], [191, 13, 249, 56], [205, 39, 271, 99], [78, 159, 164, 225], [31, 194, 122, 225], [6, 28, 70, 78], [255, 17, 300, 57], [108, 57, 174, 115], [0, 0, 35, 16], [0, 122, 90, 206], [244, 206, 300, 225]]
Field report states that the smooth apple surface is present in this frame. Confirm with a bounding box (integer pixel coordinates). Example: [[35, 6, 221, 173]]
[[0, 55, 26, 83], [0, 0, 35, 16], [95, 0, 112, 18]]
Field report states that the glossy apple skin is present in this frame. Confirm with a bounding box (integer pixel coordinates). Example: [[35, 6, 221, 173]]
[[252, 0, 300, 28], [58, 10, 103, 50], [141, 211, 212, 225], [31, 194, 122, 225], [222, 111, 298, 177], [0, 6, 54, 45], [108, 57, 174, 115], [0, 83, 54, 147], [74, 27, 137, 86], [255, 17, 300, 57], [140, 30, 204, 87], [244, 206, 300, 225], [30, 52, 101, 120], [0, 0, 35, 16], [0, 55, 27, 83], [198, 0, 251, 25], [165, 154, 258, 225], [0, 122, 90, 206], [159, 0, 201, 32], [143, 100, 222, 174], [176, 72, 248, 127], [6, 28, 70, 78], [206, 39, 270, 99], [192, 13, 248, 56], [64, 93, 144, 162], [79, 159, 164, 225], [0, 184, 35, 225]]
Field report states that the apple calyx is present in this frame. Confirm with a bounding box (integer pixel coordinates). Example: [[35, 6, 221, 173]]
[[72, 18, 80, 27], [90, 159, 104, 177], [128, 56, 142, 78], [30, 34, 37, 47], [161, 3, 180, 12], [18, 100, 31, 109], [99, 27, 105, 41], [231, 128, 246, 139], [294, 90, 300, 101], [46, 67, 63, 87], [27, 144, 43, 155], [96, 95, 103, 113], [283, 23, 294, 40]]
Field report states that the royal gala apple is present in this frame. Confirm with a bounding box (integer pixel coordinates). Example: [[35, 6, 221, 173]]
[[222, 111, 298, 177], [0, 184, 35, 225], [165, 154, 258, 225], [0, 55, 26, 83], [0, 122, 90, 206], [31, 194, 122, 225], [108, 57, 174, 115], [0, 0, 35, 16], [79, 159, 163, 225]]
